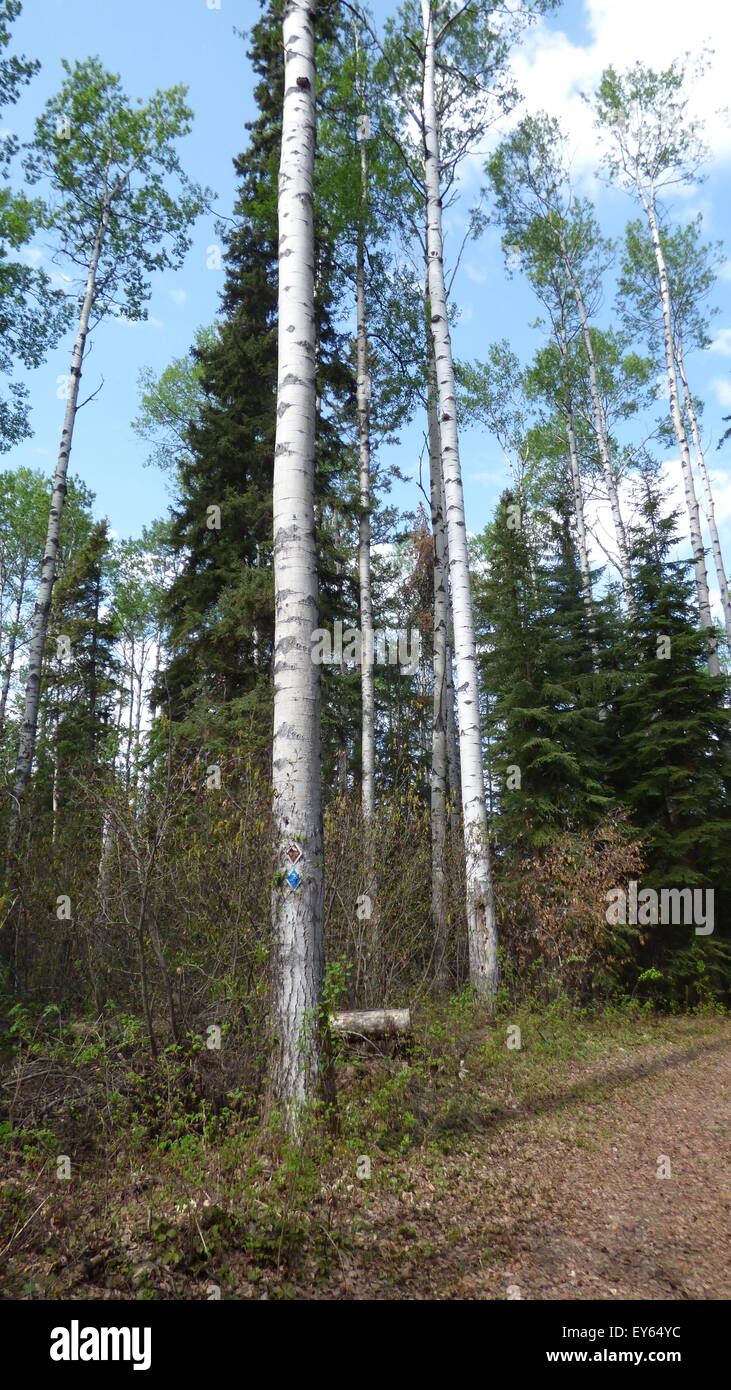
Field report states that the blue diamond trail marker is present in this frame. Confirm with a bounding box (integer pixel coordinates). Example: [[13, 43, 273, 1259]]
[[286, 868, 302, 890]]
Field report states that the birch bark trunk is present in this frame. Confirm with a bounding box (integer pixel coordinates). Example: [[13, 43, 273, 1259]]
[[565, 412, 600, 665], [134, 660, 144, 794], [427, 347, 449, 986], [440, 453, 462, 835], [559, 254, 633, 610], [7, 210, 108, 859], [51, 716, 59, 845], [91, 806, 115, 1010], [0, 582, 23, 735], [644, 196, 720, 675], [125, 661, 135, 793], [675, 334, 731, 651], [268, 0, 327, 1121], [558, 330, 601, 667], [355, 81, 378, 971], [445, 638, 462, 836], [420, 0, 498, 1004]]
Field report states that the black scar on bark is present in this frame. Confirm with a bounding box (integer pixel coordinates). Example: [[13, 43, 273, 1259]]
[[296, 76, 311, 90]]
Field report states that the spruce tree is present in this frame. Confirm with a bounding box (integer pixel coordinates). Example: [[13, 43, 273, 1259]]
[[475, 490, 613, 852], [42, 521, 120, 793], [607, 480, 730, 897]]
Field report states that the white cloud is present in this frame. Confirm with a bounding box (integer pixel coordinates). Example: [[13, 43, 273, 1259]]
[[169, 287, 188, 305], [706, 466, 731, 523], [464, 262, 488, 284], [504, 0, 731, 181], [20, 246, 43, 268], [711, 377, 731, 407], [709, 328, 731, 355]]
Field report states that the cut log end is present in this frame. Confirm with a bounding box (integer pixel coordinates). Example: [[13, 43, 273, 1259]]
[[329, 1009, 412, 1038]]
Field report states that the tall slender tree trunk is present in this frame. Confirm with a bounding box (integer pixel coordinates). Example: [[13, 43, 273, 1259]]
[[133, 662, 144, 794], [565, 412, 600, 664], [558, 330, 601, 668], [440, 448, 462, 836], [675, 334, 731, 652], [125, 661, 135, 793], [86, 563, 102, 762], [91, 807, 115, 1010], [336, 720, 348, 795], [355, 70, 378, 974], [427, 346, 449, 988], [268, 0, 328, 1123], [421, 0, 498, 1005], [0, 642, 14, 736], [444, 637, 461, 837], [560, 254, 633, 610], [6, 212, 108, 864], [0, 584, 23, 734], [51, 697, 59, 845], [643, 195, 720, 675]]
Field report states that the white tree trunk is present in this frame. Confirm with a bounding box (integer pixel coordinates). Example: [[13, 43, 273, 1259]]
[[421, 0, 498, 1005], [125, 660, 135, 792], [355, 84, 378, 969], [440, 456, 462, 834], [565, 413, 600, 665], [92, 806, 115, 1007], [562, 259, 634, 610], [675, 334, 731, 652], [134, 661, 144, 793], [268, 0, 326, 1123], [0, 583, 23, 734], [7, 213, 107, 858], [428, 348, 449, 984], [644, 198, 720, 675], [559, 330, 600, 668], [445, 637, 462, 836]]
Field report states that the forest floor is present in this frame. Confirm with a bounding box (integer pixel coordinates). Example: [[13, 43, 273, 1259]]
[[0, 1002, 729, 1300]]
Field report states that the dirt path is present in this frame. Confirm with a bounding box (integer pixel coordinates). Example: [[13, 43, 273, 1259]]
[[3, 1016, 729, 1300], [327, 1028, 731, 1300]]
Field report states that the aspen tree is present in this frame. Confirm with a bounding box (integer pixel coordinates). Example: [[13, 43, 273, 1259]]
[[0, 0, 70, 450], [594, 61, 721, 674], [420, 0, 497, 1001], [376, 0, 556, 1001], [618, 215, 731, 656], [487, 115, 635, 609], [353, 32, 378, 967], [268, 0, 328, 1120], [427, 341, 449, 983], [677, 335, 731, 652], [5, 59, 205, 867]]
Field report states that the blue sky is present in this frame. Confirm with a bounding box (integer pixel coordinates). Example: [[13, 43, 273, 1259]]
[[5, 0, 731, 608]]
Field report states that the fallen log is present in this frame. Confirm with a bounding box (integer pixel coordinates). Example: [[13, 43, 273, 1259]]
[[329, 1009, 412, 1038]]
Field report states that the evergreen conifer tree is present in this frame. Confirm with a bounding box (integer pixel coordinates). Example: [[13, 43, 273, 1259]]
[[607, 480, 730, 895], [475, 490, 614, 851]]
